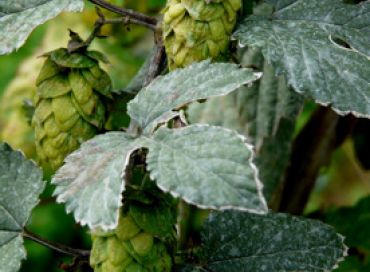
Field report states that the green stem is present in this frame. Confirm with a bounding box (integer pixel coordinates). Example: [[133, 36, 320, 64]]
[[178, 200, 192, 250]]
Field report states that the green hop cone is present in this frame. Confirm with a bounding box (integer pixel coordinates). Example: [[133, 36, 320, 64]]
[[162, 0, 242, 69], [32, 48, 112, 170], [90, 210, 172, 272]]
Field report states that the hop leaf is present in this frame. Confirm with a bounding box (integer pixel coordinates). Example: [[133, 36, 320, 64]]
[[0, 143, 44, 272]]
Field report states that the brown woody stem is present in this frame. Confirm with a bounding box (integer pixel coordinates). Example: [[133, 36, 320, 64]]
[[88, 0, 157, 26], [278, 106, 356, 214], [23, 229, 90, 258]]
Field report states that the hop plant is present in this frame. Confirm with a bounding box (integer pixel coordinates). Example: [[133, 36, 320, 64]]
[[162, 0, 242, 69], [90, 209, 172, 272], [32, 48, 112, 170], [0, 57, 43, 158]]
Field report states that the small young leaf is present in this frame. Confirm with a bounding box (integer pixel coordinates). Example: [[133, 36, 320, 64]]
[[0, 143, 44, 272], [52, 132, 147, 230], [192, 211, 347, 272], [127, 61, 261, 134], [145, 125, 267, 213], [0, 0, 84, 55], [233, 0, 370, 118]]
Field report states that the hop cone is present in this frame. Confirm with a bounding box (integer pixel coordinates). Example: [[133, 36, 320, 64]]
[[32, 48, 112, 170], [90, 210, 172, 272], [162, 0, 242, 69]]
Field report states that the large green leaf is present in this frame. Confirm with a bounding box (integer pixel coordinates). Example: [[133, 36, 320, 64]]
[[233, 0, 370, 118], [53, 124, 268, 230], [52, 132, 146, 230], [127, 60, 261, 134], [189, 211, 347, 272], [145, 125, 267, 213], [0, 143, 44, 272], [188, 48, 303, 201], [0, 0, 84, 55]]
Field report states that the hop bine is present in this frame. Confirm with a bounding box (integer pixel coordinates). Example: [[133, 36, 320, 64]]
[[162, 0, 242, 70], [90, 208, 172, 272], [32, 48, 112, 171]]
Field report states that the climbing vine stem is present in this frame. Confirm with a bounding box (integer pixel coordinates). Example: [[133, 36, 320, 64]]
[[22, 229, 90, 258]]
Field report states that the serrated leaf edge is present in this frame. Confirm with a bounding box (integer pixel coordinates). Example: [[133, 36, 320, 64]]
[[145, 109, 189, 134], [197, 213, 349, 272], [53, 146, 141, 231], [146, 124, 268, 213], [235, 40, 370, 119], [329, 233, 348, 272], [128, 60, 263, 131]]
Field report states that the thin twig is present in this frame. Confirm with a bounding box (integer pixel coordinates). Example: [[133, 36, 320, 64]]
[[69, 6, 157, 53], [144, 44, 166, 86], [88, 0, 157, 26], [101, 17, 157, 31], [23, 229, 90, 258]]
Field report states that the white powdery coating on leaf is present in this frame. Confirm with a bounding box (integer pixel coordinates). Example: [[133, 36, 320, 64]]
[[0, 235, 26, 272], [127, 60, 262, 133], [0, 0, 84, 55], [145, 124, 268, 213], [0, 143, 44, 230], [52, 132, 146, 231], [187, 52, 304, 201], [233, 0, 370, 119], [0, 143, 44, 272], [199, 211, 348, 272]]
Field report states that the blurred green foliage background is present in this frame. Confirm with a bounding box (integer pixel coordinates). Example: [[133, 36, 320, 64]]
[[1, 0, 370, 271]]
